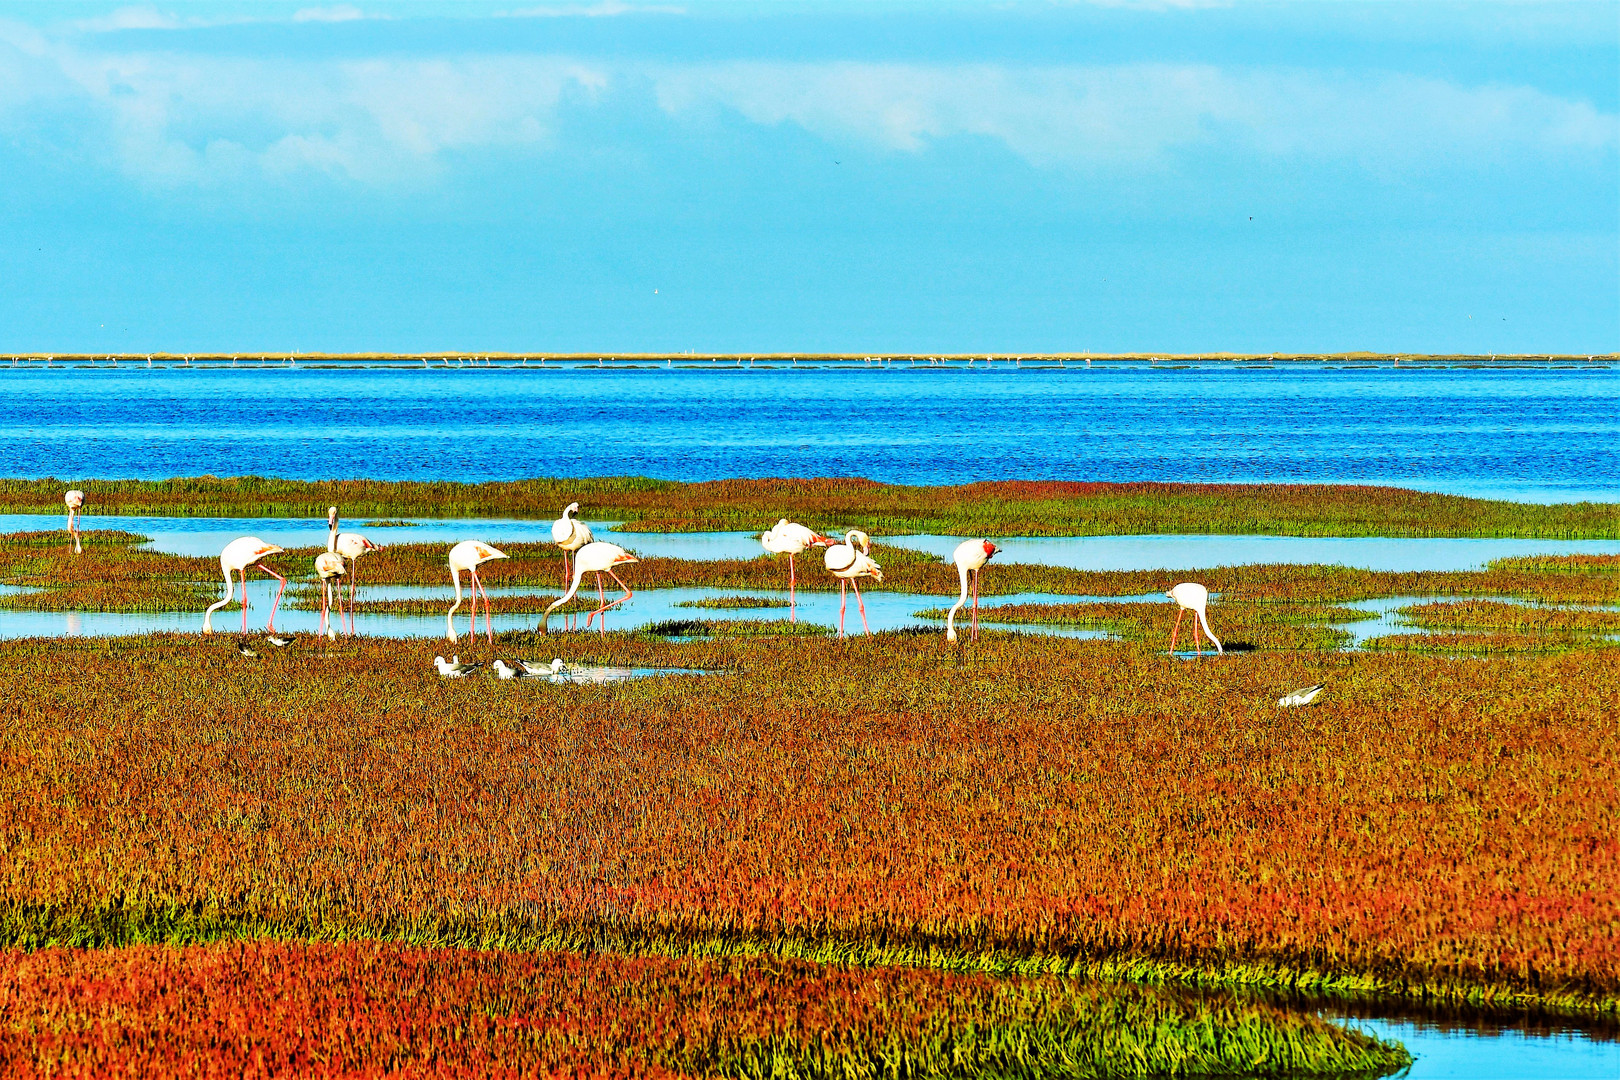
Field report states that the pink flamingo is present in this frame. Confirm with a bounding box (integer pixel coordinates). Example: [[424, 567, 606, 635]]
[[202, 538, 288, 634], [329, 507, 379, 635], [64, 489, 85, 554], [551, 502, 594, 629], [447, 540, 507, 644], [1167, 582, 1223, 656], [824, 530, 882, 637], [542, 541, 638, 633], [315, 550, 346, 640], [946, 538, 998, 642], [760, 519, 832, 622]]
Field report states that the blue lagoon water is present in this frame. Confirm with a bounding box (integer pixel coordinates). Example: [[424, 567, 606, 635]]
[[2, 361, 1616, 501]]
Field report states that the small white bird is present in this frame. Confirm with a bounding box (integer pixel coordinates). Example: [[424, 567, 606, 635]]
[[434, 655, 482, 678], [265, 633, 295, 648], [237, 641, 259, 658], [492, 659, 545, 680], [1278, 683, 1326, 708]]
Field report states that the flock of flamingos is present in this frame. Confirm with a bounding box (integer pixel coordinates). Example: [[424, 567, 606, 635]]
[[56, 489, 1227, 654]]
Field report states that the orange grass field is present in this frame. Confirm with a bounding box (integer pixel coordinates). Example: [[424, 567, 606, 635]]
[[0, 634, 1613, 1017]]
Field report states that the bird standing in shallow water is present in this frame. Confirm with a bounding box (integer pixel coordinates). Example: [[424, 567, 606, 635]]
[[64, 489, 85, 554], [1278, 683, 1325, 708], [824, 530, 882, 638], [1166, 582, 1223, 656], [946, 538, 998, 642], [329, 507, 379, 636], [315, 550, 346, 640], [447, 541, 507, 644], [542, 542, 639, 633], [204, 538, 288, 635], [761, 519, 832, 622]]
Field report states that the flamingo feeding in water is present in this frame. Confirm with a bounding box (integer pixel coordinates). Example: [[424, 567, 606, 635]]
[[447, 541, 507, 644], [551, 503, 594, 630], [946, 538, 998, 642], [760, 519, 832, 621], [63, 489, 85, 554], [203, 538, 288, 635], [824, 530, 882, 637], [329, 507, 379, 635], [1166, 582, 1223, 656], [542, 541, 639, 633]]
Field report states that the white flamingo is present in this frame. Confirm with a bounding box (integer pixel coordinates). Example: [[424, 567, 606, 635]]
[[315, 550, 346, 640], [760, 519, 832, 622], [330, 507, 379, 635], [1167, 582, 1223, 656], [946, 538, 998, 642], [824, 530, 882, 637], [551, 502, 594, 630], [203, 538, 288, 635], [447, 540, 507, 644], [542, 541, 638, 633], [63, 489, 85, 554]]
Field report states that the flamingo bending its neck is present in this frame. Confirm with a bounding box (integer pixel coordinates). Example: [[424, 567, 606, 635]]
[[551, 502, 594, 629], [1167, 582, 1223, 656], [760, 519, 832, 622], [946, 539, 998, 642], [824, 530, 882, 637], [63, 489, 85, 554], [542, 541, 638, 633], [203, 538, 288, 635], [447, 541, 507, 644]]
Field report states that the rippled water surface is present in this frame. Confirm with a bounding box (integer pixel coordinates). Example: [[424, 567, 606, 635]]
[[3, 362, 1616, 501]]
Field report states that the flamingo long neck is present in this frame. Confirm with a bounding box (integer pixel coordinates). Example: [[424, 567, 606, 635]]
[[542, 560, 590, 628], [328, 518, 337, 553], [1196, 607, 1223, 653], [946, 560, 971, 636]]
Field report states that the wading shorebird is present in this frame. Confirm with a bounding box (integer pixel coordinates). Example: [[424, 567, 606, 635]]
[[203, 538, 288, 635], [542, 541, 639, 634], [493, 659, 547, 680], [315, 549, 347, 641], [63, 489, 85, 554], [760, 519, 833, 622], [447, 541, 507, 644], [329, 507, 379, 636], [946, 538, 998, 642], [824, 530, 882, 638], [265, 633, 295, 648], [551, 503, 594, 630], [1278, 683, 1326, 708], [1166, 582, 1223, 656]]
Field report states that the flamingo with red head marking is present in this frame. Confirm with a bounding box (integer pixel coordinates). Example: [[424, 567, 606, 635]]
[[946, 538, 998, 642], [203, 538, 288, 635], [447, 540, 507, 644], [761, 519, 833, 622], [824, 530, 882, 637], [542, 541, 639, 634]]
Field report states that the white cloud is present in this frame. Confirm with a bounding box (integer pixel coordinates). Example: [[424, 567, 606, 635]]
[[499, 2, 686, 16], [292, 5, 372, 23]]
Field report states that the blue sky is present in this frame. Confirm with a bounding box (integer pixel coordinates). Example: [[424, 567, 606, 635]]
[[0, 0, 1614, 354]]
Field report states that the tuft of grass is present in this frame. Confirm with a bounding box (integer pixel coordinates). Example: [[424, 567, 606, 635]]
[[675, 595, 784, 609], [643, 618, 833, 637]]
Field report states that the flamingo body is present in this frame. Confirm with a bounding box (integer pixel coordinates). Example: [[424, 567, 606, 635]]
[[329, 506, 379, 635], [542, 541, 639, 633], [824, 530, 882, 637], [761, 519, 832, 621], [946, 538, 998, 642], [64, 489, 85, 554], [203, 537, 288, 634], [551, 503, 595, 628], [315, 550, 346, 640], [1167, 581, 1223, 656], [447, 540, 508, 643]]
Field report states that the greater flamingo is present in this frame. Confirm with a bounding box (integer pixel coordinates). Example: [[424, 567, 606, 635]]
[[329, 507, 379, 635], [542, 541, 638, 633], [63, 489, 84, 554], [824, 530, 882, 637], [760, 519, 832, 621], [1167, 582, 1223, 656], [315, 549, 346, 640], [203, 538, 288, 635], [551, 502, 594, 629], [946, 538, 998, 642], [447, 541, 507, 644]]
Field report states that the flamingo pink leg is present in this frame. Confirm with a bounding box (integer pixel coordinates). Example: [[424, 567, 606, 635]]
[[587, 569, 634, 633], [346, 565, 358, 636], [971, 568, 980, 641], [257, 563, 287, 633], [1193, 613, 1202, 657], [838, 580, 848, 637], [1169, 609, 1185, 654], [787, 553, 797, 623], [478, 570, 496, 643], [852, 578, 870, 636]]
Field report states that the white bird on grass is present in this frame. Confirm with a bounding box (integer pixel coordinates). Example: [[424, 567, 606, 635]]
[[434, 655, 482, 678], [824, 530, 883, 637], [492, 659, 546, 680], [760, 519, 833, 622], [946, 538, 998, 642], [1278, 683, 1326, 708]]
